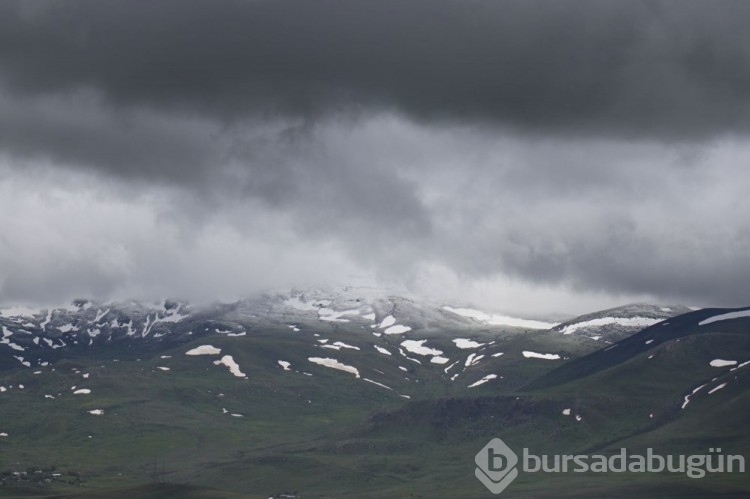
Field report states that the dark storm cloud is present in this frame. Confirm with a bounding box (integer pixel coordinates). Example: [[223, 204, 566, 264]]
[[0, 90, 218, 184], [2, 0, 750, 312], [0, 88, 432, 243], [1, 0, 750, 138]]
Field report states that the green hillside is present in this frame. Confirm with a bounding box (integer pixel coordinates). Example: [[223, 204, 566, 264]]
[[0, 306, 748, 497]]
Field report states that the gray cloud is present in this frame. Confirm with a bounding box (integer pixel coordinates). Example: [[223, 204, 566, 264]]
[[2, 0, 750, 138], [1, 1, 750, 314]]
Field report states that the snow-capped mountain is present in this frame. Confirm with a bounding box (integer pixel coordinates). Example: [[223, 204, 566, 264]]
[[0, 293, 738, 399], [549, 303, 693, 342], [0, 292, 691, 392], [531, 305, 750, 391], [0, 289, 563, 372], [1, 295, 748, 498], [0, 299, 198, 368]]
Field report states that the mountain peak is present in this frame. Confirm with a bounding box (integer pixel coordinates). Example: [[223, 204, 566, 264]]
[[550, 303, 692, 342]]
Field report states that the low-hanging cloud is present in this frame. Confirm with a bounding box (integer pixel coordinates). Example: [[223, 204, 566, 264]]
[[1, 0, 749, 314]]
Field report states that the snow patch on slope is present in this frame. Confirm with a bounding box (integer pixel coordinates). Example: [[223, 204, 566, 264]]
[[379, 315, 396, 328], [308, 357, 360, 378], [710, 359, 737, 367], [384, 325, 412, 335], [465, 353, 485, 367], [443, 306, 556, 329], [213, 355, 247, 378], [699, 309, 750, 326], [522, 351, 561, 360], [400, 340, 443, 356], [560, 317, 660, 335], [363, 378, 393, 391], [186, 345, 221, 355], [682, 384, 706, 409], [708, 383, 727, 394], [468, 374, 497, 388], [453, 338, 485, 349]]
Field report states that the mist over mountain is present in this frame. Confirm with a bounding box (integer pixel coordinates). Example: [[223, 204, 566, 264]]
[[2, 1, 750, 496]]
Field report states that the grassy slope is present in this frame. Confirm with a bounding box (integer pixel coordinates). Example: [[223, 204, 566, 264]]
[[0, 316, 748, 498]]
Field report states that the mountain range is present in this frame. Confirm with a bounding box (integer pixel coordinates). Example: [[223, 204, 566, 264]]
[[0, 289, 748, 498]]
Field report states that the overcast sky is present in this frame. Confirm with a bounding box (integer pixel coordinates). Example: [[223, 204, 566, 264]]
[[1, 0, 750, 316]]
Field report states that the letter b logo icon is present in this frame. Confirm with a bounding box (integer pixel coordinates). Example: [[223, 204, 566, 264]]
[[475, 438, 519, 494], [487, 447, 507, 471]]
